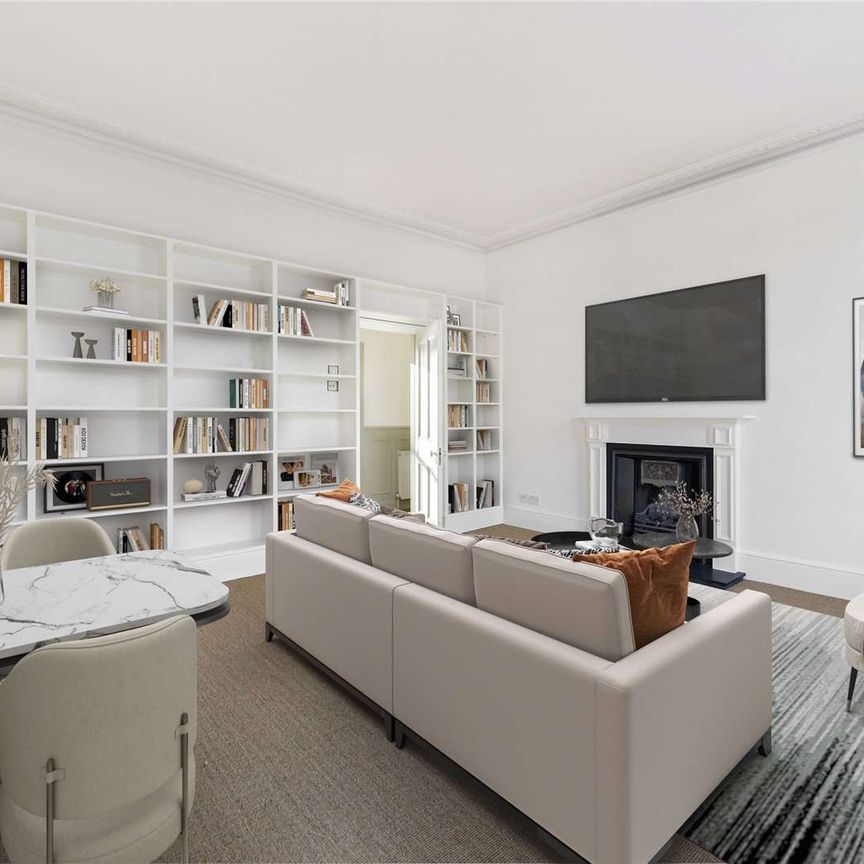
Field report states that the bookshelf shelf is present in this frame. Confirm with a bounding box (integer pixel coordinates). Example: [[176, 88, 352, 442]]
[[0, 355, 26, 361], [173, 450, 271, 459], [276, 296, 357, 312], [279, 408, 356, 414], [36, 257, 167, 284], [174, 407, 273, 414], [36, 357, 166, 369], [39, 504, 168, 521], [42, 455, 166, 465], [174, 322, 272, 338], [174, 278, 272, 300], [174, 494, 273, 510], [277, 334, 356, 345], [279, 445, 357, 453], [36, 307, 167, 326], [0, 304, 27, 314], [0, 249, 26, 260], [37, 406, 168, 413], [277, 372, 357, 380], [174, 364, 272, 375]]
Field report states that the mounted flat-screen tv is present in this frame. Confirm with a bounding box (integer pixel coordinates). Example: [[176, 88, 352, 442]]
[[585, 275, 765, 403]]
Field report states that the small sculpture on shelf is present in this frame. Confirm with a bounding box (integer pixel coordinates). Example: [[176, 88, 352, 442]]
[[88, 277, 122, 311], [85, 339, 98, 360], [204, 462, 221, 494], [183, 479, 204, 495], [71, 331, 85, 359]]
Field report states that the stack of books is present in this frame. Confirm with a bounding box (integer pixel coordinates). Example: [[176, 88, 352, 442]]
[[112, 328, 163, 363], [476, 429, 492, 451], [278, 305, 314, 336], [35, 417, 88, 459], [448, 440, 468, 453], [476, 382, 492, 404], [476, 479, 495, 509], [227, 460, 269, 497], [278, 498, 295, 531], [0, 417, 26, 460], [476, 358, 489, 379], [448, 404, 470, 429], [117, 523, 166, 551], [301, 281, 350, 306], [447, 357, 467, 377], [193, 296, 270, 332], [447, 329, 469, 352], [0, 259, 26, 304], [229, 378, 270, 409], [448, 482, 470, 513]]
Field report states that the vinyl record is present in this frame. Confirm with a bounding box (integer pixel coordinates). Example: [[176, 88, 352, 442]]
[[53, 470, 93, 504]]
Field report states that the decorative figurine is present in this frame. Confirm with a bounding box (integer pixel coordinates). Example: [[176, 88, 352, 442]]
[[183, 479, 204, 495], [85, 339, 98, 360], [204, 461, 221, 494], [71, 332, 85, 359]]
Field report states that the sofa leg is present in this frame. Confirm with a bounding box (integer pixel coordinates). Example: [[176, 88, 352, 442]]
[[393, 721, 407, 750], [265, 623, 274, 643], [848, 668, 858, 712], [757, 727, 772, 757], [385, 715, 395, 743]]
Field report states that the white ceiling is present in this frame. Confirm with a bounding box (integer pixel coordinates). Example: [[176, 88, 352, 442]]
[[3, 2, 864, 247]]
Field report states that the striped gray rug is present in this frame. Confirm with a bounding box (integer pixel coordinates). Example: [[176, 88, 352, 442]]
[[685, 585, 864, 864]]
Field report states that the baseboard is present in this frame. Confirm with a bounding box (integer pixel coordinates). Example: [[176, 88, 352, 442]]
[[189, 545, 265, 582], [503, 505, 588, 534], [736, 550, 864, 600]]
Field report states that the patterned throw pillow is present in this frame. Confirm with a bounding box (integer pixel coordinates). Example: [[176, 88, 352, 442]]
[[474, 534, 550, 550], [348, 491, 382, 514]]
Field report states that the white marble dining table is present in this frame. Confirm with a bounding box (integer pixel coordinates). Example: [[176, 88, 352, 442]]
[[0, 549, 229, 667]]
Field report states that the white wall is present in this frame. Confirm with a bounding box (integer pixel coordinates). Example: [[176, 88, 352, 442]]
[[488, 133, 864, 599], [0, 118, 487, 297], [360, 329, 413, 427]]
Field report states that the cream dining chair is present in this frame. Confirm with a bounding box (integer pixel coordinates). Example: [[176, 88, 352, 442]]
[[0, 615, 197, 864], [0, 518, 115, 571]]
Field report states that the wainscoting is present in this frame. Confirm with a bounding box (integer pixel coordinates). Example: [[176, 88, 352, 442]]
[[361, 426, 410, 509]]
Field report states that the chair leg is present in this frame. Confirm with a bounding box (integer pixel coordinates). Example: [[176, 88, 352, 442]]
[[179, 712, 190, 864], [848, 668, 859, 713], [44, 758, 64, 864]]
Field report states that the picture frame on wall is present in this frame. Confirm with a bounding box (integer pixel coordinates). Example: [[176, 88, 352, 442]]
[[854, 298, 864, 456], [44, 463, 105, 512], [295, 469, 321, 489]]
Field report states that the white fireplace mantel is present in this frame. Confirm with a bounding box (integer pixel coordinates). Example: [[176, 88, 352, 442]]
[[579, 415, 755, 559]]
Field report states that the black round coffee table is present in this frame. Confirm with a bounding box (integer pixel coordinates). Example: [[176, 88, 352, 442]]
[[531, 531, 591, 549], [631, 532, 733, 562]]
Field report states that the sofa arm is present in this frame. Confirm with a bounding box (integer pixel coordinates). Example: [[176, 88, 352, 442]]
[[595, 589, 772, 864]]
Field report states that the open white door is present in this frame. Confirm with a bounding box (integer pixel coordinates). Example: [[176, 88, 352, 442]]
[[411, 320, 443, 525]]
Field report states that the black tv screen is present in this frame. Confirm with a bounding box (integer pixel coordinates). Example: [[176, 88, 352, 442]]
[[585, 276, 765, 403]]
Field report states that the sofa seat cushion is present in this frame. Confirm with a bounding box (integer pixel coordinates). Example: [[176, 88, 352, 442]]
[[369, 515, 478, 605], [572, 542, 695, 649], [293, 494, 375, 564], [472, 539, 635, 661]]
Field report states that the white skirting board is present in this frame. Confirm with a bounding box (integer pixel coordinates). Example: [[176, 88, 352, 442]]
[[444, 505, 504, 533], [190, 545, 265, 582]]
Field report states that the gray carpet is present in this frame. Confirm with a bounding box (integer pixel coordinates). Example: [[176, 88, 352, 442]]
[[683, 586, 863, 864]]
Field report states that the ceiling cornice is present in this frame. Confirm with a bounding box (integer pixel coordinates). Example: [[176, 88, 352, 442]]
[[0, 83, 863, 253], [0, 84, 487, 251], [486, 109, 864, 250]]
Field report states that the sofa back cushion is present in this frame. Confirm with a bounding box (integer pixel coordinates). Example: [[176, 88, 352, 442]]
[[294, 494, 375, 564], [472, 540, 636, 661], [369, 515, 478, 604]]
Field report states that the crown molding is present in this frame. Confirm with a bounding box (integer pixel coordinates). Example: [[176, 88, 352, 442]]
[[0, 84, 487, 251], [0, 83, 863, 253], [486, 110, 864, 250]]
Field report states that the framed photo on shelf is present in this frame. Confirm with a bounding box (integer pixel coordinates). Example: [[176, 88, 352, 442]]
[[279, 456, 305, 488], [311, 453, 338, 486], [327, 365, 340, 376], [295, 469, 321, 489], [854, 297, 864, 456], [44, 463, 105, 513]]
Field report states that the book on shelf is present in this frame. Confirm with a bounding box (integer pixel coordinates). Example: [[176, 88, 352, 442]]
[[278, 498, 295, 531], [35, 416, 88, 460], [447, 404, 470, 429], [229, 378, 270, 409], [117, 524, 152, 553], [149, 522, 165, 550], [301, 280, 351, 306], [447, 357, 467, 377], [476, 382, 492, 404], [202, 299, 270, 333], [0, 417, 26, 460], [448, 439, 468, 452], [447, 329, 469, 352], [476, 479, 495, 509], [223, 458, 268, 499], [112, 328, 162, 364], [448, 482, 470, 513], [192, 294, 206, 324], [476, 429, 492, 451], [172, 416, 267, 454], [475, 358, 489, 379], [182, 490, 228, 502], [278, 305, 314, 337], [0, 259, 27, 305]]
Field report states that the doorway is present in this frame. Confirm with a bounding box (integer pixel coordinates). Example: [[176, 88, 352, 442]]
[[359, 314, 443, 524]]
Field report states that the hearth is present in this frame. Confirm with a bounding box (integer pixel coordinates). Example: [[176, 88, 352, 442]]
[[606, 442, 714, 539]]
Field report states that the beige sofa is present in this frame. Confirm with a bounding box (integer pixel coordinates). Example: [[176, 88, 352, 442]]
[[265, 495, 772, 864]]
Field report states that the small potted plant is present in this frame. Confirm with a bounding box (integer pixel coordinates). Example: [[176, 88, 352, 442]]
[[89, 277, 122, 310], [656, 481, 713, 542]]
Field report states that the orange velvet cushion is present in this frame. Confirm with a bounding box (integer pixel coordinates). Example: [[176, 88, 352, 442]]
[[316, 479, 361, 502], [571, 541, 695, 649]]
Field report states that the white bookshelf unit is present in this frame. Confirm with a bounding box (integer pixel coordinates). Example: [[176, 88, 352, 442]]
[[0, 204, 360, 579], [0, 202, 502, 574], [444, 297, 503, 532]]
